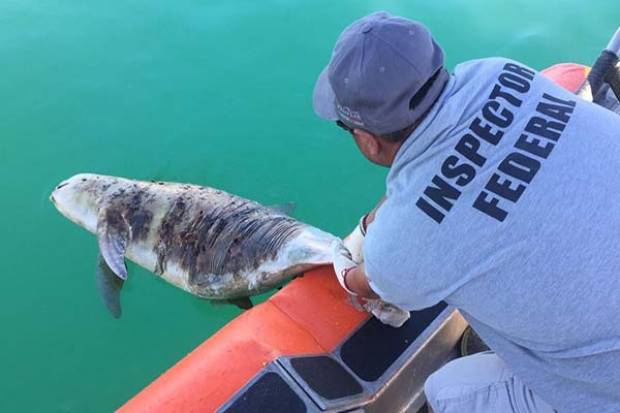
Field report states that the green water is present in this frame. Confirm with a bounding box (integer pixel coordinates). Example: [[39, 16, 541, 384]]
[[1, 1, 618, 411]]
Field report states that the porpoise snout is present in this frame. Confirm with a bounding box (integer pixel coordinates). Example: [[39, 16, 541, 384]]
[[50, 174, 101, 233], [55, 181, 70, 190], [50, 180, 70, 204]]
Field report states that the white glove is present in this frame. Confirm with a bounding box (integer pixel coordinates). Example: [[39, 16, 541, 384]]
[[343, 214, 368, 263], [361, 299, 410, 328], [331, 240, 359, 296], [332, 239, 410, 328]]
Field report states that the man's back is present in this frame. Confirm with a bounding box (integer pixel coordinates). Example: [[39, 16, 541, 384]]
[[364, 57, 620, 412]]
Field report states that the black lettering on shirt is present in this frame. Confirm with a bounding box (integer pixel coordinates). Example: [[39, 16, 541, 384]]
[[524, 93, 576, 141], [536, 93, 576, 123], [473, 191, 509, 222], [497, 152, 541, 184], [423, 175, 461, 211], [416, 197, 445, 224], [503, 62, 536, 80], [540, 92, 577, 107], [417, 62, 535, 224], [486, 172, 525, 202], [473, 92, 576, 222], [515, 133, 555, 159], [470, 117, 504, 145], [441, 155, 477, 186], [455, 134, 487, 167], [483, 100, 514, 128], [525, 116, 565, 141], [499, 72, 531, 94], [489, 83, 523, 107]]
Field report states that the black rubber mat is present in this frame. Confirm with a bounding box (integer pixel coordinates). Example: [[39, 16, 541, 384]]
[[290, 356, 363, 400], [340, 302, 447, 381], [222, 372, 307, 413]]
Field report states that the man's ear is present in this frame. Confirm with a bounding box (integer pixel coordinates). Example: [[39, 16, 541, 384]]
[[353, 129, 380, 156]]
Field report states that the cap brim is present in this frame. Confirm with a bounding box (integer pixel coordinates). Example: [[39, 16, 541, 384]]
[[312, 66, 339, 121]]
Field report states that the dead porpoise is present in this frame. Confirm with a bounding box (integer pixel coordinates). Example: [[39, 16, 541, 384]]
[[50, 173, 336, 317]]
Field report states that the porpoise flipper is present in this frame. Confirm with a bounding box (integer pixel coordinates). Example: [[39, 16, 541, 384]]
[[227, 297, 253, 310], [96, 253, 124, 318], [268, 202, 296, 216], [96, 207, 129, 280]]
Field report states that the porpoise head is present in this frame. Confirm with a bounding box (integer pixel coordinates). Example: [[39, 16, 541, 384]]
[[51, 173, 131, 318], [50, 173, 114, 233]]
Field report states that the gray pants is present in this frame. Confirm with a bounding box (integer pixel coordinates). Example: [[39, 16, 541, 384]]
[[424, 352, 557, 413]]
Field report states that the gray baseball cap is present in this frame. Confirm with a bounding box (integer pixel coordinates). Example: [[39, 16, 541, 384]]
[[313, 11, 448, 135]]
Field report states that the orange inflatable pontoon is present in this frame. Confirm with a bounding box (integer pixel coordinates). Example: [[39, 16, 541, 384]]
[[119, 267, 368, 413]]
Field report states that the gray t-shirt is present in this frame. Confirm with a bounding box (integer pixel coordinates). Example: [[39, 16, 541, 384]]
[[364, 58, 620, 412]]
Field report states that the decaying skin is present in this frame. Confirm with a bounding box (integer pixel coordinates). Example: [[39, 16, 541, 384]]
[[50, 173, 336, 316]]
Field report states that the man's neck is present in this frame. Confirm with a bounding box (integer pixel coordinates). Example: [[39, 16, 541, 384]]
[[384, 104, 436, 165], [384, 139, 407, 166]]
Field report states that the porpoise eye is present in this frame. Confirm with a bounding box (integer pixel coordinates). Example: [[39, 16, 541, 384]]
[[56, 182, 69, 190]]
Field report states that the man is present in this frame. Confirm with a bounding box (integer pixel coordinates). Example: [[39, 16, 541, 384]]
[[313, 11, 620, 413]]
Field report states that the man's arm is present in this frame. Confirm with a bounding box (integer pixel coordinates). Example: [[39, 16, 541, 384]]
[[339, 195, 386, 298], [332, 240, 379, 299], [367, 195, 386, 224], [343, 264, 379, 299], [332, 240, 411, 328], [344, 195, 386, 263]]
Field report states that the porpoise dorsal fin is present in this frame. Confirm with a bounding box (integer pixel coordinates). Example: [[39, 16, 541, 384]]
[[268, 202, 296, 216], [227, 297, 253, 310], [96, 253, 124, 318], [96, 207, 129, 280]]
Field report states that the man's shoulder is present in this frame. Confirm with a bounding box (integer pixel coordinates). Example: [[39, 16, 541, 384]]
[[454, 57, 532, 78]]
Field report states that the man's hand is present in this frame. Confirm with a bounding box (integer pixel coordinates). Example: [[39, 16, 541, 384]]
[[331, 240, 377, 298], [362, 299, 410, 328], [343, 214, 367, 263], [331, 240, 359, 296], [331, 240, 410, 328]]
